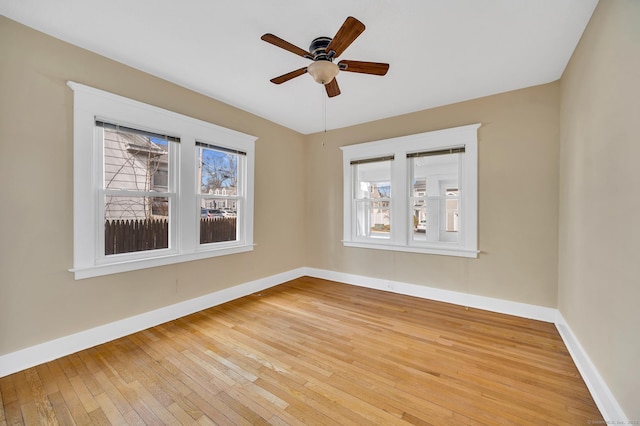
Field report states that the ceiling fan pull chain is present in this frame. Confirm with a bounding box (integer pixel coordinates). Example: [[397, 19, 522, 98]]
[[323, 85, 327, 135]]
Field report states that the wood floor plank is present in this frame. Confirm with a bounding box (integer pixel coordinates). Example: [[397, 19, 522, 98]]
[[127, 380, 179, 424], [0, 277, 604, 425], [185, 391, 252, 426], [93, 392, 127, 425], [68, 375, 99, 414], [166, 401, 200, 425], [34, 364, 59, 396], [87, 406, 110, 426], [0, 374, 20, 425], [18, 401, 41, 426], [46, 391, 75, 425], [0, 382, 5, 426], [23, 369, 56, 425], [47, 359, 92, 425]]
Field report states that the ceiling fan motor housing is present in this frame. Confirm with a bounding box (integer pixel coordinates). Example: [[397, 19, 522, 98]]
[[309, 37, 333, 61]]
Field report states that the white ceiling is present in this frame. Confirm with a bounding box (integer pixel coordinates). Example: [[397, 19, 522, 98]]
[[1, 0, 598, 134]]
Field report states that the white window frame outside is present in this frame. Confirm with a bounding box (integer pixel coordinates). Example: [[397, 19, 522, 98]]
[[68, 82, 256, 279], [341, 124, 480, 258]]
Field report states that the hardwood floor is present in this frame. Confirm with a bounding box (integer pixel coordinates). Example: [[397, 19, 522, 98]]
[[1, 276, 603, 425]]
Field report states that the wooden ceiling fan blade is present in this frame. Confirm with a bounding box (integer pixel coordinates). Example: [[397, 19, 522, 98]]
[[325, 17, 365, 58], [338, 60, 389, 76], [325, 78, 341, 98], [261, 33, 311, 59], [270, 67, 308, 84]]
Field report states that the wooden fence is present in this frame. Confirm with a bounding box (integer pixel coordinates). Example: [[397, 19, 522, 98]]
[[105, 217, 236, 255], [105, 219, 169, 255], [200, 217, 237, 244]]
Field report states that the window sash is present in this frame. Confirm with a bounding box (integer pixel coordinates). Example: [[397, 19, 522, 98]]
[[353, 199, 392, 240], [196, 143, 246, 248], [96, 124, 179, 261], [408, 151, 463, 247]]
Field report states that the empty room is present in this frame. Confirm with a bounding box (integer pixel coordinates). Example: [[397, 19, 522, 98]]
[[1, 0, 638, 424]]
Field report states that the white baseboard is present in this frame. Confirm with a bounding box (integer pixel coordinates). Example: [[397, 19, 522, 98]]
[[0, 268, 306, 378], [555, 312, 628, 423], [303, 267, 557, 322], [0, 266, 625, 423]]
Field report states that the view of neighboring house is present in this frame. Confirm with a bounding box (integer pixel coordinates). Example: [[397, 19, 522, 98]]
[[103, 128, 169, 221], [200, 187, 238, 212]]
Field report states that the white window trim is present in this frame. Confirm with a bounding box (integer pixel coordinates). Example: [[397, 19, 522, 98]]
[[68, 82, 256, 279], [341, 123, 480, 258]]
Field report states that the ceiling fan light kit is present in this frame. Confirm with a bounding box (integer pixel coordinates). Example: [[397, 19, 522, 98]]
[[307, 60, 339, 84], [261, 16, 389, 97]]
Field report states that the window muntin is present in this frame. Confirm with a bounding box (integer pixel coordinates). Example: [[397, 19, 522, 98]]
[[68, 81, 256, 279], [341, 124, 479, 258]]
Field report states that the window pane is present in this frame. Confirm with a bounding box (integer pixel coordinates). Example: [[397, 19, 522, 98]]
[[200, 215, 237, 244], [103, 128, 170, 192], [411, 153, 460, 243], [198, 147, 239, 195], [355, 200, 390, 239], [412, 203, 427, 239], [105, 195, 169, 220], [354, 161, 391, 200], [104, 196, 169, 255], [200, 199, 238, 217]]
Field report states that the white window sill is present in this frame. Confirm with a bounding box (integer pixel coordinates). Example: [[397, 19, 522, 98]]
[[70, 244, 254, 279], [342, 241, 479, 258]]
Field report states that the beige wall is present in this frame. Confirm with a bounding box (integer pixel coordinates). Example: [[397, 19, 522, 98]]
[[305, 83, 561, 307], [0, 17, 307, 355], [559, 0, 640, 420]]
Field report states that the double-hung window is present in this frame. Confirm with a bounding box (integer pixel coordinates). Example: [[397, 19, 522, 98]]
[[99, 121, 178, 257], [342, 124, 480, 258], [68, 82, 256, 279]]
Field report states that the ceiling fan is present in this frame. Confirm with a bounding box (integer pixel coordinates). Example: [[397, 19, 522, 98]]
[[261, 16, 389, 98]]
